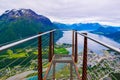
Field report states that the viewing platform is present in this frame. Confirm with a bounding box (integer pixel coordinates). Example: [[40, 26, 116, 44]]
[[43, 55, 81, 80]]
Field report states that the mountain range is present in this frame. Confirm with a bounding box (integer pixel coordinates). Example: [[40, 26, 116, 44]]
[[90, 26, 120, 42], [91, 26, 118, 35], [89, 27, 120, 44], [106, 31, 120, 43], [54, 22, 102, 30]]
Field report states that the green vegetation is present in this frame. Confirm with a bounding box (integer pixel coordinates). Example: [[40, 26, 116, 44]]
[[0, 9, 65, 79], [0, 49, 29, 59], [54, 43, 71, 54], [0, 10, 63, 49], [0, 44, 69, 79], [54, 48, 69, 54]]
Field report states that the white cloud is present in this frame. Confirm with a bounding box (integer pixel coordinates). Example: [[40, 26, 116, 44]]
[[0, 0, 120, 26]]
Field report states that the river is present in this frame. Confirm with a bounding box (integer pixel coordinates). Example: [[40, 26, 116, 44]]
[[56, 31, 120, 55]]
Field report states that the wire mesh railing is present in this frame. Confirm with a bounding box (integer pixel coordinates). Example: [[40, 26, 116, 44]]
[[0, 29, 56, 80], [76, 31, 120, 80]]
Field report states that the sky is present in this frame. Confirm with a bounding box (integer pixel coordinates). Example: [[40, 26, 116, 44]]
[[0, 0, 120, 26]]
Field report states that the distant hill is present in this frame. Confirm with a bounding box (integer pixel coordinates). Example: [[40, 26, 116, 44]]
[[54, 22, 102, 31], [53, 22, 73, 30], [106, 31, 120, 43], [91, 27, 118, 35], [0, 9, 61, 46], [91, 25, 120, 43]]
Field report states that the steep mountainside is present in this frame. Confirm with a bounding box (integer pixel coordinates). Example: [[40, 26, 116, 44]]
[[0, 9, 60, 45], [91, 25, 120, 43], [91, 27, 118, 35], [106, 31, 120, 43]]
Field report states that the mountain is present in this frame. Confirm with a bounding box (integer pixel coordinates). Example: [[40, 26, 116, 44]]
[[91, 27, 118, 35], [106, 31, 120, 43], [91, 25, 120, 43], [0, 9, 61, 46], [54, 22, 102, 31], [0, 9, 52, 25], [73, 23, 102, 30], [53, 22, 73, 30], [113, 27, 120, 31]]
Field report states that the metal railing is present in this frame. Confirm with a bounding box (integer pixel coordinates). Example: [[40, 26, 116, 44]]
[[0, 29, 120, 80], [74, 30, 120, 80], [0, 29, 56, 52], [76, 31, 120, 54], [0, 29, 56, 80]]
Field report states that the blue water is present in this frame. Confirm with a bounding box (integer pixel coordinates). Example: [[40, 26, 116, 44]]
[[27, 76, 37, 80], [27, 74, 45, 80], [27, 63, 66, 80], [57, 31, 120, 55]]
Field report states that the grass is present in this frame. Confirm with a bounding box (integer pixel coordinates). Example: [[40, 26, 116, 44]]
[[32, 51, 38, 55], [9, 53, 27, 58], [0, 55, 8, 58], [54, 48, 69, 54], [0, 53, 27, 59], [0, 45, 69, 79]]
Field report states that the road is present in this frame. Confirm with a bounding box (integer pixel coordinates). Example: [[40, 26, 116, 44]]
[[6, 71, 36, 80]]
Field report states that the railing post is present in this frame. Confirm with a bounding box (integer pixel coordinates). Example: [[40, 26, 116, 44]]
[[53, 62, 56, 80], [74, 31, 78, 63], [72, 30, 75, 57], [53, 31, 54, 56], [38, 33, 43, 80], [49, 32, 54, 62], [70, 63, 73, 80], [82, 33, 87, 80]]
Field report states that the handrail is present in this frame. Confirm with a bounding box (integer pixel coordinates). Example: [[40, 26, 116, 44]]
[[71, 56, 81, 80], [76, 31, 120, 54], [43, 55, 55, 80], [0, 29, 56, 52], [0, 29, 119, 53], [56, 29, 73, 31]]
